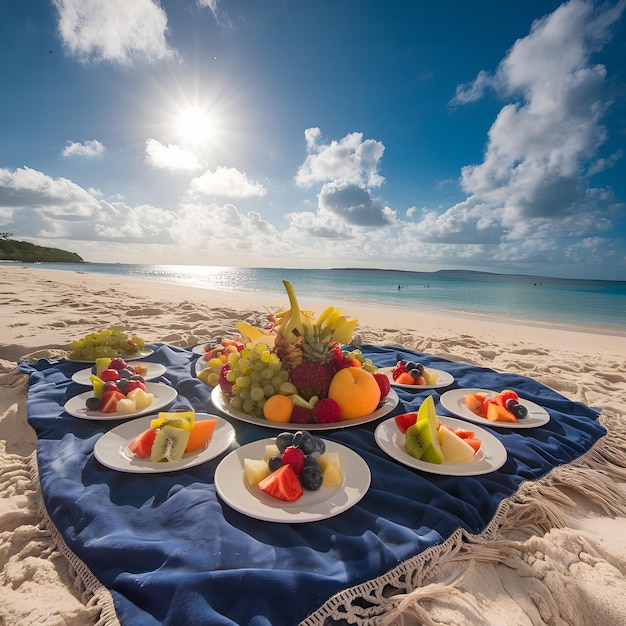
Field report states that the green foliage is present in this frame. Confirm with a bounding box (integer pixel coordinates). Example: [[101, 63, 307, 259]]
[[0, 237, 83, 262]]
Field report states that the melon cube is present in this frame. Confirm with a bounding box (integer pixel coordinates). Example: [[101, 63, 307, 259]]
[[264, 444, 280, 461], [318, 452, 343, 487], [116, 398, 137, 414], [127, 388, 154, 411], [244, 458, 270, 487]]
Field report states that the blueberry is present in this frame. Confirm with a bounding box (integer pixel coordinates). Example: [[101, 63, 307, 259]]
[[510, 403, 529, 420], [300, 465, 323, 491], [307, 436, 326, 458], [293, 430, 315, 454], [118, 368, 133, 379], [85, 397, 101, 411], [504, 397, 518, 410], [267, 455, 283, 472], [117, 378, 130, 393], [131, 374, 145, 383], [275, 432, 294, 453], [303, 454, 319, 469]]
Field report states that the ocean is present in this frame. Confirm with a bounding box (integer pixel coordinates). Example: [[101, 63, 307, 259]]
[[21, 263, 626, 333]]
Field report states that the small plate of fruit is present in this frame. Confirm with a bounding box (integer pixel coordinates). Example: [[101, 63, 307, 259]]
[[375, 396, 507, 475], [72, 357, 166, 386], [439, 388, 550, 429], [64, 369, 178, 420], [214, 430, 371, 522], [379, 360, 454, 390], [93, 411, 235, 473]]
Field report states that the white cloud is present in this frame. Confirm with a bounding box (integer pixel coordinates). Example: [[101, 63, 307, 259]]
[[426, 0, 626, 248], [295, 128, 385, 189], [52, 0, 176, 65], [62, 139, 106, 158], [188, 167, 267, 198], [145, 139, 202, 172]]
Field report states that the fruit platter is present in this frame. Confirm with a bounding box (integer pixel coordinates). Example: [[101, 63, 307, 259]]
[[67, 326, 152, 361], [378, 360, 454, 390], [375, 396, 507, 476], [440, 388, 550, 429], [197, 281, 399, 428], [214, 431, 370, 523], [93, 412, 235, 473]]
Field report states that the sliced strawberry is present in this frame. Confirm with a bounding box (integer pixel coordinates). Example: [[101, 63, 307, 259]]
[[497, 389, 519, 407], [128, 428, 157, 458], [258, 464, 303, 502], [394, 412, 418, 434], [100, 390, 126, 413], [453, 428, 476, 439]]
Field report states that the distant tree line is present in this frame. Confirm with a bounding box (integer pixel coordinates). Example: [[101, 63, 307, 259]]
[[0, 234, 84, 263]]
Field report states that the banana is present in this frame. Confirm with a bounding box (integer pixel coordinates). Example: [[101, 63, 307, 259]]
[[236, 322, 276, 347], [315, 305, 337, 329], [278, 280, 313, 339], [324, 308, 343, 329], [331, 317, 358, 345]]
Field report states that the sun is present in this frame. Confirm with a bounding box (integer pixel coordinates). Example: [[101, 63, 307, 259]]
[[176, 106, 214, 146]]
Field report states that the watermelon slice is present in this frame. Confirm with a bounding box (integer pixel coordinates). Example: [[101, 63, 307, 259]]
[[258, 464, 303, 502], [100, 390, 126, 413], [394, 412, 418, 434], [128, 428, 157, 458]]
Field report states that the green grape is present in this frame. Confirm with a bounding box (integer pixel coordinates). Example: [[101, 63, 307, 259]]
[[220, 340, 287, 418], [67, 327, 146, 360]]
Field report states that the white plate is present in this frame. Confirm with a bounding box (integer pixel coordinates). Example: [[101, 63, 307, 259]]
[[67, 347, 154, 363], [374, 415, 507, 476], [378, 366, 454, 390], [191, 344, 214, 355], [71, 362, 167, 385], [93, 413, 235, 473], [64, 382, 178, 420], [210, 385, 399, 431], [439, 388, 550, 429], [214, 438, 370, 522]]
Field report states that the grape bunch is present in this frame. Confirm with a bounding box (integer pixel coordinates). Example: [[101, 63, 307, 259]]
[[225, 342, 290, 418], [342, 348, 377, 372], [68, 327, 146, 360]]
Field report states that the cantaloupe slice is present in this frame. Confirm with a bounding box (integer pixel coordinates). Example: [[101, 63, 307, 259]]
[[464, 393, 487, 414], [486, 402, 517, 423], [184, 419, 217, 452]]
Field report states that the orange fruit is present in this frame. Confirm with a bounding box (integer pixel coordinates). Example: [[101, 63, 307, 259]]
[[263, 394, 293, 422], [184, 419, 217, 453]]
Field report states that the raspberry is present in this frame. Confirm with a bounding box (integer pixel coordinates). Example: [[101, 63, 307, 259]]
[[330, 346, 352, 370], [281, 446, 305, 475], [391, 362, 407, 381], [312, 398, 341, 424], [372, 372, 391, 398]]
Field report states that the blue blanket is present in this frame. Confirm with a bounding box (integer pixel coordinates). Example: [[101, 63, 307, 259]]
[[20, 344, 605, 625]]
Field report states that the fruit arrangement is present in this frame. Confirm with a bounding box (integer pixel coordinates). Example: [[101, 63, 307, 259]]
[[243, 430, 342, 502], [196, 339, 245, 387], [391, 360, 440, 386], [68, 326, 146, 360], [84, 357, 154, 414], [127, 411, 216, 462], [396, 396, 482, 464], [203, 281, 391, 424], [464, 389, 528, 423]]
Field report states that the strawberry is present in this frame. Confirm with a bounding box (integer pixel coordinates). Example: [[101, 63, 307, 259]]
[[125, 380, 146, 393], [312, 398, 341, 424], [128, 428, 157, 458], [330, 346, 352, 370], [100, 390, 126, 413], [258, 464, 303, 502], [289, 361, 335, 401], [391, 362, 407, 381], [372, 372, 391, 399], [281, 446, 305, 475]]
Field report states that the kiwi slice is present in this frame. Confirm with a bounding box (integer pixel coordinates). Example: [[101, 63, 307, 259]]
[[150, 425, 190, 462], [405, 422, 432, 459]]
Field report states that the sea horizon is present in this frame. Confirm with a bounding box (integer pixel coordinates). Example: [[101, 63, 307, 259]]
[[13, 261, 626, 335]]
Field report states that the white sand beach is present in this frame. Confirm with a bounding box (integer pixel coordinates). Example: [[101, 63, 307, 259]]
[[1, 265, 626, 625]]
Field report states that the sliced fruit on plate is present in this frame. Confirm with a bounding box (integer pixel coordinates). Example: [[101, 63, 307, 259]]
[[317, 452, 343, 486], [394, 412, 418, 434], [150, 425, 190, 462], [486, 402, 517, 423], [151, 411, 195, 430], [128, 428, 157, 458], [244, 458, 271, 487], [184, 419, 217, 453], [100, 390, 126, 413], [438, 426, 475, 463], [258, 464, 304, 501]]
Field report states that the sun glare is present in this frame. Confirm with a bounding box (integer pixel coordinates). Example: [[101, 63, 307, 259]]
[[176, 106, 214, 146]]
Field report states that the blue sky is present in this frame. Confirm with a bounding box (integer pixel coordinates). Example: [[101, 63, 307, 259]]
[[1, 0, 625, 280]]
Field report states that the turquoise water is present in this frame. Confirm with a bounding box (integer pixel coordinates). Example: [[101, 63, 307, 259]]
[[21, 263, 626, 333]]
